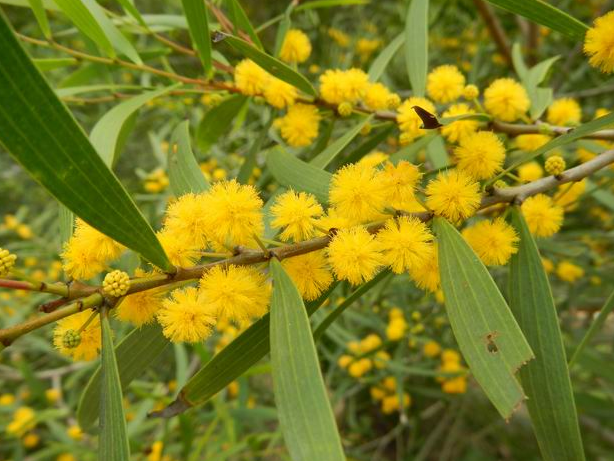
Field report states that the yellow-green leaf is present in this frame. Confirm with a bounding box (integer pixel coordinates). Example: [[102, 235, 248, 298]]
[[181, 0, 212, 74], [169, 120, 210, 195], [404, 0, 429, 97]]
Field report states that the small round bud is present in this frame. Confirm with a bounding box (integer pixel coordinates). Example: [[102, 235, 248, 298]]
[[360, 123, 372, 136], [494, 179, 508, 189], [0, 248, 17, 277], [62, 329, 81, 349], [102, 270, 130, 297], [463, 84, 479, 100], [387, 94, 401, 110], [545, 155, 566, 176], [337, 102, 353, 117]]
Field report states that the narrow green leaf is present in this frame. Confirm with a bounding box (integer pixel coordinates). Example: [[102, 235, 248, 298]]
[[273, 2, 294, 57], [425, 135, 449, 169], [511, 42, 528, 80], [509, 208, 585, 461], [267, 147, 331, 204], [0, 13, 171, 271], [368, 33, 404, 82], [197, 94, 248, 152], [34, 58, 79, 71], [91, 85, 179, 167], [56, 84, 144, 97], [99, 312, 130, 461], [169, 120, 210, 195], [435, 217, 534, 419], [27, 0, 51, 38], [222, 34, 317, 96], [404, 0, 429, 97], [181, 0, 212, 74], [310, 115, 373, 169], [269, 259, 345, 461], [237, 114, 273, 184], [58, 204, 74, 247], [226, 0, 264, 50], [569, 290, 614, 367], [115, 0, 146, 27], [485, 0, 588, 39], [78, 323, 170, 432]]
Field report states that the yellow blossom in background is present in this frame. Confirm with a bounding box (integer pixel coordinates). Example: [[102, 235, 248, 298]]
[[463, 84, 479, 100], [377, 217, 433, 274], [53, 309, 101, 361], [57, 454, 77, 461], [542, 257, 554, 273], [279, 29, 312, 64], [157, 287, 216, 343], [425, 170, 481, 222], [358, 151, 389, 168], [584, 11, 614, 73], [515, 134, 552, 151], [556, 260, 585, 283], [423, 340, 441, 358], [381, 392, 411, 414], [521, 194, 564, 237], [0, 393, 15, 406], [462, 218, 519, 266], [483, 78, 530, 122], [577, 146, 597, 163], [328, 27, 350, 47], [271, 190, 324, 241], [200, 265, 271, 324], [277, 103, 321, 147], [409, 243, 440, 293], [348, 358, 372, 378], [380, 161, 422, 209], [45, 388, 60, 404], [7, 407, 36, 437], [143, 168, 169, 193], [282, 251, 333, 301], [454, 131, 506, 180], [363, 82, 397, 110], [67, 424, 83, 440], [554, 179, 586, 210], [157, 230, 200, 268], [23, 432, 40, 448], [517, 161, 544, 182], [397, 97, 436, 143], [329, 163, 386, 223], [327, 226, 384, 285], [234, 59, 268, 95], [263, 77, 297, 109], [442, 376, 467, 394], [547, 98, 582, 126], [163, 193, 210, 248], [441, 103, 479, 143], [386, 316, 407, 341], [355, 38, 382, 60], [116, 283, 166, 327], [426, 65, 465, 103]]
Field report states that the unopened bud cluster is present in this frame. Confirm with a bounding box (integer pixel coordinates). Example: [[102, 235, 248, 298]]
[[337, 102, 353, 117], [545, 155, 566, 176], [463, 84, 479, 100], [0, 248, 17, 276], [102, 270, 130, 297], [62, 329, 81, 349]]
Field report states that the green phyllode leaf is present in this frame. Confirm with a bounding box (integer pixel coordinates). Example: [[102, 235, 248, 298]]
[[404, 0, 429, 97], [181, 0, 212, 74], [168, 120, 211, 196]]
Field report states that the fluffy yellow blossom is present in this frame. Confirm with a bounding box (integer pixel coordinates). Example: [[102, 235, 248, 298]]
[[338, 354, 353, 368], [386, 316, 407, 341], [462, 218, 519, 266], [555, 179, 586, 210], [271, 190, 324, 241], [515, 134, 551, 151], [163, 193, 210, 248], [53, 310, 101, 361], [203, 180, 264, 248], [484, 78, 530, 122], [556, 260, 585, 283], [441, 103, 479, 143], [282, 251, 333, 301], [263, 77, 297, 109], [426, 65, 465, 103], [521, 194, 564, 237], [115, 272, 165, 327], [547, 98, 581, 126], [409, 243, 440, 293], [61, 219, 124, 280], [316, 207, 353, 232], [234, 59, 268, 95], [200, 265, 271, 324], [329, 163, 386, 223], [7, 407, 36, 437], [277, 103, 321, 147], [454, 131, 506, 180], [358, 151, 389, 169], [584, 11, 614, 73], [363, 82, 397, 110], [518, 161, 544, 182], [279, 29, 311, 63], [157, 230, 200, 267], [425, 170, 481, 222], [380, 161, 422, 209], [377, 217, 433, 274], [442, 376, 467, 394], [397, 97, 436, 143], [157, 287, 216, 343], [319, 68, 369, 104], [327, 226, 383, 285], [423, 340, 441, 358]]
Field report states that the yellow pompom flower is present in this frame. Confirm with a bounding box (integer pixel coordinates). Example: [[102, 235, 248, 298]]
[[263, 77, 298, 109], [386, 316, 407, 341], [279, 29, 312, 64], [327, 226, 384, 285], [358, 151, 389, 169], [329, 163, 386, 223], [61, 219, 124, 280], [163, 193, 210, 248], [271, 190, 324, 241], [517, 161, 544, 182], [441, 103, 479, 143], [584, 11, 614, 73], [319, 68, 369, 104], [203, 180, 264, 248], [462, 218, 519, 266], [282, 251, 333, 300], [409, 243, 440, 292], [425, 170, 481, 222], [454, 131, 506, 180], [426, 65, 465, 103], [277, 103, 321, 147], [397, 97, 436, 143], [316, 207, 353, 233], [157, 230, 200, 267], [515, 134, 551, 151], [556, 260, 585, 283], [547, 98, 581, 126], [554, 179, 585, 210], [423, 340, 441, 358], [483, 78, 530, 122], [53, 310, 101, 361], [545, 155, 566, 176], [0, 247, 17, 276], [521, 194, 564, 237], [380, 160, 422, 209], [157, 287, 216, 343], [376, 217, 433, 274], [115, 271, 165, 326], [6, 407, 36, 437], [200, 265, 271, 324], [463, 84, 479, 100], [343, 68, 370, 103], [363, 82, 397, 110], [234, 59, 268, 95]]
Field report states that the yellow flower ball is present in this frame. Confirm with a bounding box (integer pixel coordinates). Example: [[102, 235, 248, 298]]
[[163, 193, 210, 248], [157, 287, 216, 343], [102, 270, 130, 297], [0, 247, 17, 277], [234, 59, 269, 96], [53, 309, 101, 361], [408, 243, 440, 293], [521, 194, 564, 237], [584, 11, 614, 73], [425, 169, 481, 222], [271, 190, 323, 242], [115, 271, 165, 327], [282, 251, 333, 301], [423, 340, 441, 358], [515, 134, 551, 151], [363, 82, 397, 110], [462, 218, 519, 266], [279, 29, 312, 64], [376, 217, 434, 274], [156, 230, 200, 268], [545, 155, 566, 176], [554, 179, 586, 210], [329, 163, 386, 223], [463, 84, 479, 100], [556, 260, 584, 283], [517, 161, 544, 182], [277, 103, 321, 147], [426, 64, 466, 103], [397, 97, 436, 143], [547, 98, 581, 126], [441, 103, 479, 143], [386, 317, 407, 341], [319, 68, 369, 104], [483, 78, 530, 122], [327, 226, 384, 285], [263, 77, 297, 109], [380, 161, 422, 210], [454, 131, 506, 180]]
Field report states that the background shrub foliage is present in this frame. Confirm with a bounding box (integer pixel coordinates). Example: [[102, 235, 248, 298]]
[[0, 0, 614, 460]]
